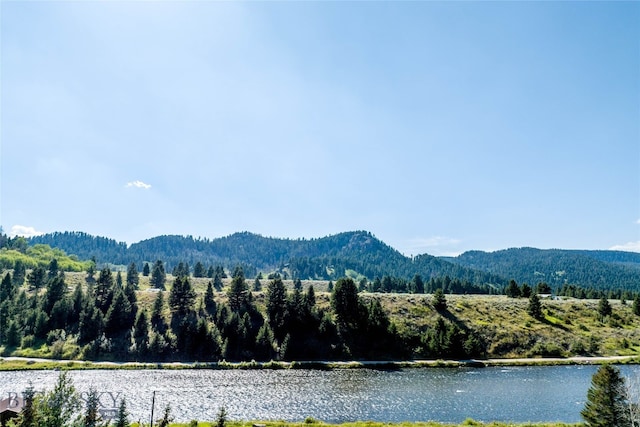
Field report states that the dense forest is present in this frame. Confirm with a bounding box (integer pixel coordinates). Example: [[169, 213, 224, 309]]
[[28, 231, 506, 286], [445, 248, 640, 292], [0, 262, 485, 362], [26, 231, 640, 291]]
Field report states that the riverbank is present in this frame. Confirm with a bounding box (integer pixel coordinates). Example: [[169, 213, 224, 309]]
[[139, 421, 581, 427], [1, 355, 638, 371]]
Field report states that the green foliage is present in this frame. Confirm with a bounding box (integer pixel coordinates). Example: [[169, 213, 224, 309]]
[[432, 289, 447, 311], [169, 276, 197, 315], [505, 280, 521, 298], [151, 260, 167, 290], [215, 406, 227, 427], [126, 262, 139, 289], [598, 297, 612, 320], [581, 364, 629, 426], [527, 293, 543, 320], [0, 244, 90, 272]]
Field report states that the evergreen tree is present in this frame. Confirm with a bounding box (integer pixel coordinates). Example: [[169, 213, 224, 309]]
[[227, 271, 248, 312], [204, 281, 217, 315], [151, 291, 168, 333], [213, 275, 223, 292], [94, 268, 114, 313], [581, 364, 630, 427], [527, 292, 543, 320], [142, 262, 150, 277], [432, 288, 447, 311], [133, 310, 149, 352], [331, 278, 362, 330], [598, 296, 612, 320], [114, 398, 129, 427], [86, 262, 96, 285], [207, 265, 215, 278], [216, 406, 227, 427], [150, 260, 166, 290], [43, 275, 67, 315], [169, 276, 196, 315], [193, 262, 206, 278], [521, 283, 532, 298], [505, 279, 521, 298], [411, 274, 424, 294], [47, 258, 60, 280], [0, 272, 15, 302], [105, 288, 132, 336], [15, 384, 36, 427], [253, 277, 262, 291], [294, 278, 302, 291], [13, 259, 26, 287], [633, 295, 640, 316], [116, 271, 123, 289], [27, 267, 46, 291], [266, 278, 288, 341], [126, 262, 139, 289], [82, 388, 100, 427]]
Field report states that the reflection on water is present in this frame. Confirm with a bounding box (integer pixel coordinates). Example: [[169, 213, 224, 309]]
[[1, 365, 639, 423]]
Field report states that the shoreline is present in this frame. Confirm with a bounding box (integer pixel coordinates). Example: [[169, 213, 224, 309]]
[[1, 355, 638, 371]]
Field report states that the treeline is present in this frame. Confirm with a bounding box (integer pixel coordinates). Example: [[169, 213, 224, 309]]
[[448, 248, 640, 292], [0, 262, 484, 362], [26, 231, 504, 286]]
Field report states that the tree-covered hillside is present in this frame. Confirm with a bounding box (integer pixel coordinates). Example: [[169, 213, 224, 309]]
[[446, 248, 640, 291], [28, 231, 502, 285]]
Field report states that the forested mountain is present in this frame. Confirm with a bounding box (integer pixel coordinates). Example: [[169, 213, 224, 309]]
[[28, 231, 503, 286], [445, 248, 640, 291], [26, 231, 640, 291]]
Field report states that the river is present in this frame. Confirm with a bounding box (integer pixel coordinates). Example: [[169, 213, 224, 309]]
[[2, 365, 639, 423]]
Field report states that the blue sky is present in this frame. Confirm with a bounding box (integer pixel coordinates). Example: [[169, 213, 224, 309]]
[[1, 1, 639, 257]]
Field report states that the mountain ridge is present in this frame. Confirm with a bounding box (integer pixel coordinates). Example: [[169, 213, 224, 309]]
[[26, 230, 640, 291]]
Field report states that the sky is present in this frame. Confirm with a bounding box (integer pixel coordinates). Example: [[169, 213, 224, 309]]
[[1, 1, 639, 257]]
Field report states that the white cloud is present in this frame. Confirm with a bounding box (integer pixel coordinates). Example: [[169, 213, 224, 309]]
[[610, 241, 640, 253], [636, 219, 640, 225], [125, 180, 152, 190], [9, 225, 44, 238]]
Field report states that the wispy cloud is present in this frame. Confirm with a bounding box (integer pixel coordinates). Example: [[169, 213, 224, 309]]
[[636, 219, 640, 225], [9, 225, 44, 238], [125, 180, 152, 190], [610, 241, 640, 253]]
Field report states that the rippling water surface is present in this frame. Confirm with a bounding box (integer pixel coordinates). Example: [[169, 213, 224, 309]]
[[2, 365, 639, 423]]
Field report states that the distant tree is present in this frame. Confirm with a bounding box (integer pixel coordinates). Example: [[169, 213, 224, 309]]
[[294, 278, 302, 291], [204, 281, 216, 314], [126, 262, 139, 289], [47, 258, 60, 280], [505, 280, 521, 298], [253, 277, 262, 291], [331, 278, 361, 329], [527, 293, 543, 320], [94, 268, 114, 313], [27, 267, 46, 291], [521, 283, 532, 298], [358, 277, 368, 292], [304, 285, 316, 308], [151, 291, 167, 333], [536, 282, 552, 295], [142, 262, 150, 277], [193, 262, 206, 278], [169, 276, 196, 315], [432, 288, 447, 311], [598, 296, 612, 320], [411, 274, 424, 294], [116, 271, 123, 288], [13, 259, 26, 287], [105, 288, 132, 336], [327, 280, 333, 292], [227, 270, 248, 311], [151, 260, 166, 290], [581, 364, 630, 427], [133, 310, 149, 351], [86, 262, 96, 285], [207, 266, 215, 278], [213, 275, 223, 292], [266, 278, 288, 341], [0, 272, 15, 302]]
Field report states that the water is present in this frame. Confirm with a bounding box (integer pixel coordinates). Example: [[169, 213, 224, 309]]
[[1, 365, 639, 423]]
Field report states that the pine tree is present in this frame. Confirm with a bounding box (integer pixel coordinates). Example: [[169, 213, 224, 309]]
[[204, 281, 216, 315], [505, 279, 521, 298], [83, 388, 100, 427], [527, 292, 543, 320], [94, 268, 114, 313], [432, 288, 447, 311], [114, 398, 129, 427], [13, 259, 26, 287], [598, 296, 612, 320], [169, 276, 196, 315], [142, 262, 150, 277], [126, 262, 139, 289], [151, 260, 166, 290], [633, 295, 640, 316], [581, 364, 630, 427], [227, 272, 248, 312], [193, 261, 206, 278]]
